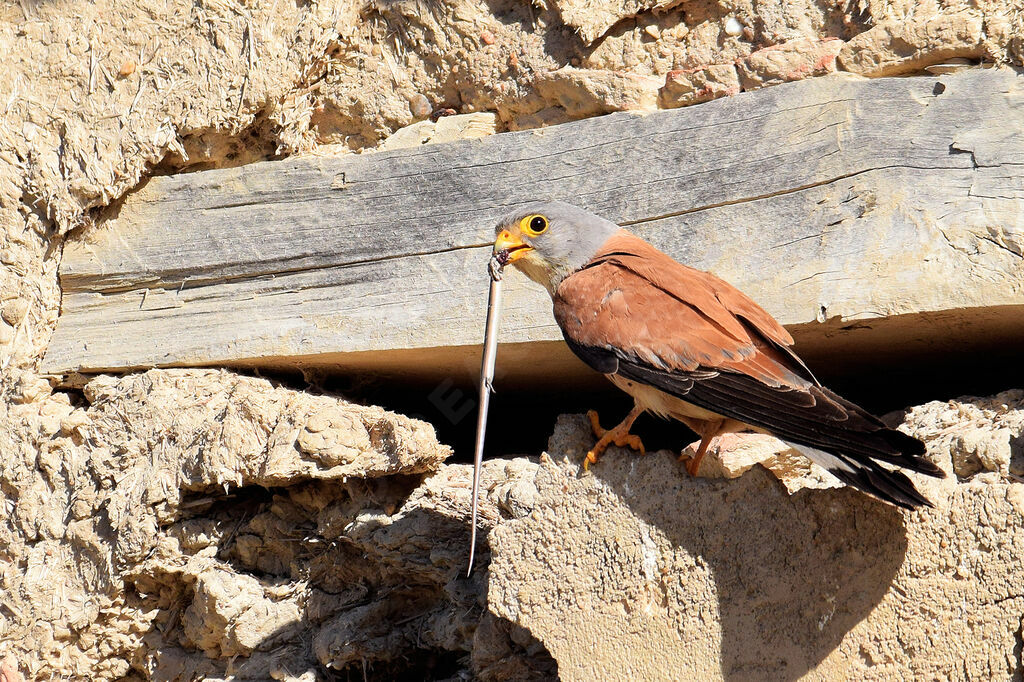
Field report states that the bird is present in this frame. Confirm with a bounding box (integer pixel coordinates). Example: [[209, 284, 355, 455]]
[[491, 200, 945, 509]]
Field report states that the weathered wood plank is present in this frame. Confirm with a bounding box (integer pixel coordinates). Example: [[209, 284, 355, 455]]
[[45, 68, 1024, 380]]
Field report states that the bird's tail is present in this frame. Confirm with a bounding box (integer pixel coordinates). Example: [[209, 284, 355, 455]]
[[783, 440, 940, 509]]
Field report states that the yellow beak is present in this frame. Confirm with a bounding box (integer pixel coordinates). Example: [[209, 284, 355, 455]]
[[494, 229, 532, 264]]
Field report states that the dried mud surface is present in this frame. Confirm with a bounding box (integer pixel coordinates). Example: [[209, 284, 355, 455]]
[[1, 0, 1022, 678]]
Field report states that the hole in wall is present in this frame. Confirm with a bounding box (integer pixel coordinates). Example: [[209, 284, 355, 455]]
[[327, 648, 466, 682], [252, 323, 1024, 465]]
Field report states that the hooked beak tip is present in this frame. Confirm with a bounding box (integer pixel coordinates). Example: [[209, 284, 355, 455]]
[[494, 230, 531, 264]]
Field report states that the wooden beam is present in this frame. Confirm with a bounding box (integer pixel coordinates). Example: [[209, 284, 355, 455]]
[[45, 68, 1024, 381]]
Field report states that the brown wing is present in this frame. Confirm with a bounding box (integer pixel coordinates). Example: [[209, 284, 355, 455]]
[[553, 230, 942, 505], [555, 230, 816, 390]]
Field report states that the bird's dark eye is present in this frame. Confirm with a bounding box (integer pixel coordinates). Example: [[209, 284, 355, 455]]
[[523, 214, 548, 235]]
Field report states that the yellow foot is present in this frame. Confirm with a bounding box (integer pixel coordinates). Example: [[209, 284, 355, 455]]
[[584, 409, 645, 471]]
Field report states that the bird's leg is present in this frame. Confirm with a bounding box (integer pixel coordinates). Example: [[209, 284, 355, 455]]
[[685, 437, 714, 477], [584, 405, 646, 470], [678, 419, 727, 477]]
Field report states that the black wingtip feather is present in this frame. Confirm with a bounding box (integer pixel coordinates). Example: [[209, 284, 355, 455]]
[[879, 426, 926, 456], [829, 466, 935, 510], [875, 429, 946, 478]]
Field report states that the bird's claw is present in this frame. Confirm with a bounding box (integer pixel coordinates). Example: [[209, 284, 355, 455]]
[[616, 433, 646, 454], [583, 409, 645, 471], [675, 453, 704, 477]]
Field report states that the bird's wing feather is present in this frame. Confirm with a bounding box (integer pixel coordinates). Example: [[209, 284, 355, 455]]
[[555, 231, 815, 389], [554, 231, 943, 484], [568, 232, 817, 385], [592, 233, 795, 347]]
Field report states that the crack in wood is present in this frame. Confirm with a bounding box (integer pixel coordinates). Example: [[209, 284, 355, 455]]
[[619, 163, 961, 228], [81, 241, 496, 296]]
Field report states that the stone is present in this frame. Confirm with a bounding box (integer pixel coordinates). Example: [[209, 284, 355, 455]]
[[1, 298, 28, 326], [838, 12, 986, 77], [724, 17, 744, 37], [379, 112, 498, 151], [659, 63, 741, 108], [407, 93, 432, 119], [737, 37, 843, 89], [533, 67, 662, 118]]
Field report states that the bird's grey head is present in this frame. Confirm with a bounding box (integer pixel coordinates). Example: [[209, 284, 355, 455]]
[[492, 201, 621, 294]]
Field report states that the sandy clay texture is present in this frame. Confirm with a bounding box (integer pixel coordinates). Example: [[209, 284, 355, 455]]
[[0, 0, 1023, 678]]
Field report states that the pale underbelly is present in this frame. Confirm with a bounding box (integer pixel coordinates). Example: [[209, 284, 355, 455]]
[[607, 373, 723, 422]]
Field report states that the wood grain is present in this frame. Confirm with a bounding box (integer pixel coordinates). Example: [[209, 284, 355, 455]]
[[45, 68, 1024, 381]]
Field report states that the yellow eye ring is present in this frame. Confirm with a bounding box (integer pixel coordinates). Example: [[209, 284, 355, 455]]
[[521, 214, 549, 236]]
